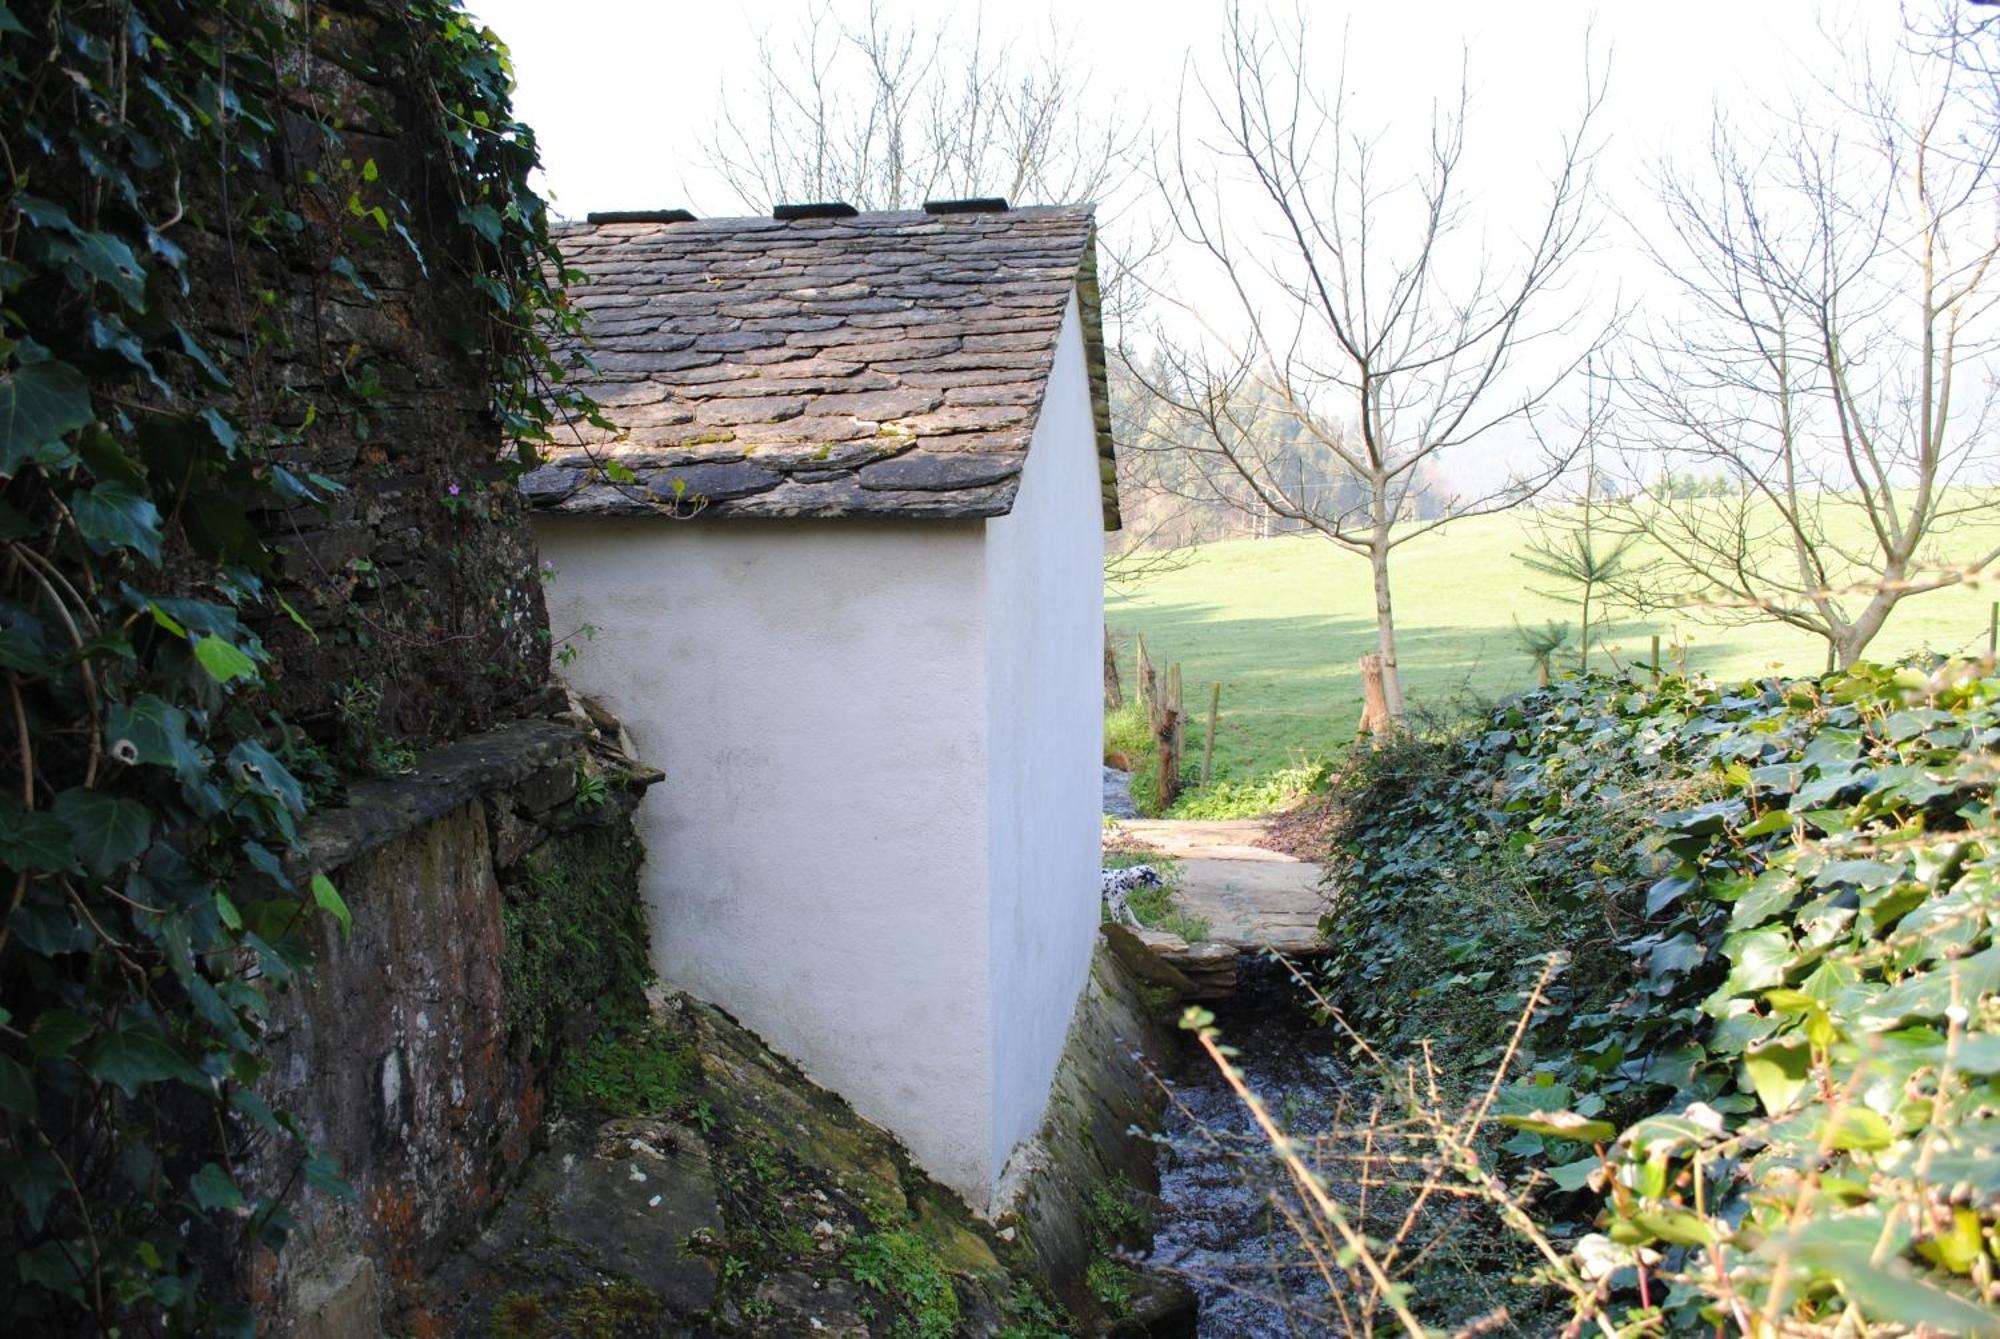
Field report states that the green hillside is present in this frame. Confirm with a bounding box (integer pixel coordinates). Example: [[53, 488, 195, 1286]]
[[1105, 506, 2000, 787]]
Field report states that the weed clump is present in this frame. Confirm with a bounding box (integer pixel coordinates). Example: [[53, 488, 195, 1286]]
[[553, 1026, 699, 1118], [846, 1228, 961, 1339]]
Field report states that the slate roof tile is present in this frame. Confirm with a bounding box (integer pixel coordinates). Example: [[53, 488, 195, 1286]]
[[530, 205, 1117, 526]]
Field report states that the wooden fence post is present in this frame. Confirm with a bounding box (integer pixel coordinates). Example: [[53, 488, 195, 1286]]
[[1103, 633, 1123, 709], [1201, 680, 1221, 787], [1651, 634, 1662, 684]]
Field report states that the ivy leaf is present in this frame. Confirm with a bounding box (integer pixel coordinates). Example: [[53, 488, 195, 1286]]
[[200, 406, 239, 457], [301, 1149, 354, 1200], [107, 695, 201, 777], [173, 322, 229, 387], [193, 635, 257, 684], [1784, 1224, 2000, 1336], [27, 1009, 91, 1060], [0, 5, 28, 39], [230, 740, 304, 816], [310, 872, 351, 937], [81, 1021, 205, 1097], [0, 359, 92, 477], [72, 481, 165, 563], [1743, 1036, 1811, 1116], [0, 799, 79, 873], [461, 202, 503, 244], [328, 254, 377, 302], [17, 1239, 88, 1302], [1497, 1110, 1617, 1143], [0, 1148, 65, 1232], [51, 788, 152, 876], [51, 231, 149, 310], [0, 1054, 37, 1118], [189, 1162, 244, 1213]]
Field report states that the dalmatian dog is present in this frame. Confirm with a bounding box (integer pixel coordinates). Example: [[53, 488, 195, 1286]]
[[1101, 864, 1162, 927]]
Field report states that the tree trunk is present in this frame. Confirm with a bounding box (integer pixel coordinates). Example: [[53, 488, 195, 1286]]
[[1368, 535, 1406, 721]]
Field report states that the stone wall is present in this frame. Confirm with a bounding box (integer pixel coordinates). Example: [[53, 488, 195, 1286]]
[[181, 7, 623, 1326], [184, 0, 551, 749], [245, 707, 661, 1335]]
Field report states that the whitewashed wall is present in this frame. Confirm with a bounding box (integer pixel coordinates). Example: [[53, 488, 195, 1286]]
[[533, 515, 997, 1195], [532, 287, 1102, 1206], [982, 294, 1104, 1186]]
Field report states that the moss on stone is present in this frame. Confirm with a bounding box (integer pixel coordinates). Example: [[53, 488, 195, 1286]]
[[489, 1277, 664, 1339], [501, 822, 651, 1051]]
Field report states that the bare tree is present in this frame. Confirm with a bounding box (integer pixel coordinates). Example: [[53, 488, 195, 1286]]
[[1130, 7, 1610, 722], [703, 0, 1127, 214], [1607, 14, 2000, 669]]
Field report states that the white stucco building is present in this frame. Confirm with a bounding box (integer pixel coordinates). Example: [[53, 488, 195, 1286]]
[[524, 202, 1118, 1208]]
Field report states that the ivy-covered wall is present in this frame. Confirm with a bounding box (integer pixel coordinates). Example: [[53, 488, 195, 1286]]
[[0, 1, 613, 1332]]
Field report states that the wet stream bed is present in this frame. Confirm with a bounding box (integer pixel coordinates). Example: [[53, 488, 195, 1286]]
[[1146, 961, 1362, 1337], [1143, 961, 1536, 1338]]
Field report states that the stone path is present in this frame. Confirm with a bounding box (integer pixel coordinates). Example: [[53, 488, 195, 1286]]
[[1109, 818, 1327, 955]]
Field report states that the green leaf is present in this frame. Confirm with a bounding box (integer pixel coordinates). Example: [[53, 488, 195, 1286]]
[[1714, 925, 1793, 1000], [1785, 1229, 2000, 1336], [0, 1148, 66, 1232], [1825, 1106, 1895, 1152], [107, 695, 201, 777], [461, 202, 503, 244], [72, 480, 165, 563], [214, 890, 243, 930], [1743, 1036, 1811, 1116], [0, 1054, 37, 1118], [51, 788, 152, 876], [0, 4, 29, 39], [1628, 1206, 1718, 1247], [82, 1022, 206, 1097], [200, 406, 239, 456], [230, 740, 304, 815], [302, 1149, 355, 1200], [1548, 1155, 1602, 1193], [0, 360, 92, 476], [189, 1162, 244, 1212], [27, 1009, 91, 1060], [0, 800, 80, 873], [16, 1239, 87, 1302], [1814, 859, 1902, 889], [1497, 1110, 1617, 1142], [54, 231, 148, 309], [311, 872, 351, 937], [193, 635, 257, 684]]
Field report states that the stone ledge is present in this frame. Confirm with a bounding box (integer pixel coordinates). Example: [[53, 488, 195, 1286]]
[[295, 717, 636, 877]]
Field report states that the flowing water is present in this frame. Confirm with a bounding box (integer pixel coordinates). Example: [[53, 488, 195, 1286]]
[[1148, 963, 1365, 1338]]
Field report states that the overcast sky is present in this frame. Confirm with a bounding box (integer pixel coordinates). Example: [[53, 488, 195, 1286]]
[[465, 1, 1916, 494], [468, 0, 1866, 222]]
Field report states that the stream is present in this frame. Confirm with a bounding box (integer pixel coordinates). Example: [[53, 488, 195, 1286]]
[[1147, 962, 1384, 1339]]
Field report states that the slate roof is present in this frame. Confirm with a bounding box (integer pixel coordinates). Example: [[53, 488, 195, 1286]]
[[522, 205, 1118, 528]]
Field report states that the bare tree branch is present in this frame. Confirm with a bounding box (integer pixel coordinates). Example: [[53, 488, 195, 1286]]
[[1134, 5, 1612, 720]]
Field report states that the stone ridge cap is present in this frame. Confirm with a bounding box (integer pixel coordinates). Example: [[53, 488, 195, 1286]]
[[550, 203, 1096, 235]]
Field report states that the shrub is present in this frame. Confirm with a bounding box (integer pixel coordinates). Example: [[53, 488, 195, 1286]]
[[1319, 661, 2000, 1332]]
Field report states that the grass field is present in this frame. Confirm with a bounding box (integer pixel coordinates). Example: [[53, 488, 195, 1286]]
[[1106, 505, 2000, 791]]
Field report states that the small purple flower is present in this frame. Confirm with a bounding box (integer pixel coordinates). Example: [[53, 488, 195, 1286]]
[[447, 480, 462, 497], [541, 559, 557, 573]]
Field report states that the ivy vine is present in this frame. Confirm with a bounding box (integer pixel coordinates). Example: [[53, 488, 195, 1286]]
[[0, 0, 583, 1330]]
